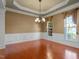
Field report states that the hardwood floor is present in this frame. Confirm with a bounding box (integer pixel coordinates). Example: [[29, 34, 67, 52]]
[[5, 39, 79, 59], [0, 49, 5, 59]]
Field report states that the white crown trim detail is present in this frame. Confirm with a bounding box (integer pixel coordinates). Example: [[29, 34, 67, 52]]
[[6, 2, 79, 17], [42, 0, 69, 14], [13, 0, 69, 14], [6, 7, 39, 17], [45, 2, 79, 17]]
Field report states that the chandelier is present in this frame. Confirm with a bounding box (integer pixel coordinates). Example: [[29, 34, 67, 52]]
[[35, 0, 45, 23]]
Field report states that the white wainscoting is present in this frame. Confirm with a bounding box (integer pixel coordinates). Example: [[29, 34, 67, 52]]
[[40, 32, 79, 48], [5, 32, 79, 48], [5, 32, 41, 45]]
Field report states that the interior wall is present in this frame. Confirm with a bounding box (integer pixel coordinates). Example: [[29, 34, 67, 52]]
[[40, 9, 79, 48], [40, 13, 64, 33], [52, 13, 64, 33], [41, 9, 79, 34], [5, 9, 79, 47], [5, 11, 41, 33], [6, 9, 79, 34], [52, 9, 79, 34], [0, 9, 5, 49]]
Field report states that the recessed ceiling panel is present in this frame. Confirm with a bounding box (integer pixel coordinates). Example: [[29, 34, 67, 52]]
[[15, 0, 65, 12], [6, 0, 70, 16]]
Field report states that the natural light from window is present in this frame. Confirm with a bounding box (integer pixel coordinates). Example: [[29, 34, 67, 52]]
[[64, 15, 76, 40], [65, 50, 77, 59]]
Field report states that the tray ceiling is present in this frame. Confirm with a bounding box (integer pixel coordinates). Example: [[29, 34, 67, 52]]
[[15, 0, 64, 12], [6, 0, 71, 16]]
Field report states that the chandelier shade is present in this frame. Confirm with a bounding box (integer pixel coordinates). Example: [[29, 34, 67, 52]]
[[35, 17, 45, 23]]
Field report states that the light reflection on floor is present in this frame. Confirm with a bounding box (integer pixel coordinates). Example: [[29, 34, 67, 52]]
[[6, 39, 79, 59], [47, 45, 53, 59], [65, 50, 77, 59]]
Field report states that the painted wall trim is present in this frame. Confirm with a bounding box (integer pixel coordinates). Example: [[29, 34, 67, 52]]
[[40, 32, 79, 48], [45, 2, 79, 17], [6, 8, 39, 17], [13, 0, 69, 14], [5, 32, 41, 45], [5, 32, 79, 48], [0, 9, 5, 49]]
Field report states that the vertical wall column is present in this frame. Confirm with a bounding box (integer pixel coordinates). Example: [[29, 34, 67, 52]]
[[0, 8, 5, 49]]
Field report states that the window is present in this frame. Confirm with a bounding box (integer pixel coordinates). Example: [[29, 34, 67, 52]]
[[64, 15, 76, 40]]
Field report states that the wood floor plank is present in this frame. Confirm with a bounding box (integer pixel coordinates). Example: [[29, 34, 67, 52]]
[[5, 39, 79, 59], [0, 49, 5, 59]]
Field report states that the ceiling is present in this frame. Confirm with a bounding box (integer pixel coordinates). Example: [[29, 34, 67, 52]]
[[6, 0, 79, 17], [15, 0, 64, 12]]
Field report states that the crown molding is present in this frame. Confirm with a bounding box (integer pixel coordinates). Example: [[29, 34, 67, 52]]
[[13, 0, 69, 14], [42, 0, 69, 14], [6, 7, 39, 17], [6, 2, 79, 17], [13, 0, 39, 14], [44, 2, 79, 17]]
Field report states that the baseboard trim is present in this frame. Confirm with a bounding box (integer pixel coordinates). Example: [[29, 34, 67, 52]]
[[40, 32, 79, 48], [5, 32, 79, 48]]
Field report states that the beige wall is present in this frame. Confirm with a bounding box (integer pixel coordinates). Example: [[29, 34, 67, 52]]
[[5, 9, 79, 34], [52, 13, 64, 33], [5, 11, 40, 33], [52, 9, 79, 34], [41, 9, 79, 34], [40, 13, 64, 33]]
